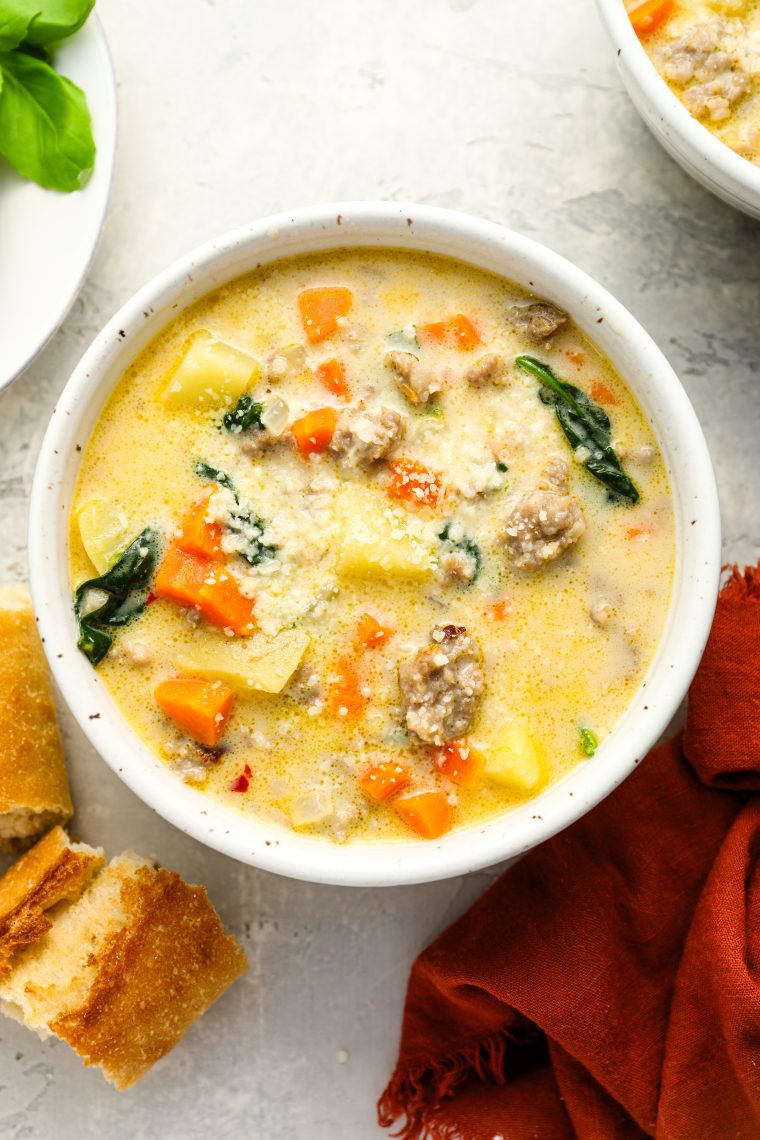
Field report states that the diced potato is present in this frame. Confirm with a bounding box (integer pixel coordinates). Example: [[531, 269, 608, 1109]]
[[162, 330, 260, 408], [77, 498, 130, 573], [290, 789, 334, 828], [482, 722, 544, 795], [336, 485, 434, 580], [175, 629, 309, 694]]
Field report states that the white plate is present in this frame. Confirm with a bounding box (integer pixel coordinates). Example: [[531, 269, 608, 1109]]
[[0, 15, 117, 391]]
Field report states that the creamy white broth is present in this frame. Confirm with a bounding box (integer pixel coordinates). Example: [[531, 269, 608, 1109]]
[[632, 0, 760, 164], [70, 248, 674, 843]]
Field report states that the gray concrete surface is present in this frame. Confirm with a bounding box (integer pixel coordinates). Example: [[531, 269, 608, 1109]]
[[0, 0, 758, 1136]]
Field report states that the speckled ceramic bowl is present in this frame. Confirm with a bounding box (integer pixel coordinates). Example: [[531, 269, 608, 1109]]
[[29, 202, 721, 886], [596, 0, 760, 219]]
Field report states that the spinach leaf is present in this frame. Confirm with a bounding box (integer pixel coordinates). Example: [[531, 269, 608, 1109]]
[[194, 461, 276, 566], [579, 727, 599, 757], [0, 48, 94, 190], [438, 523, 482, 585], [516, 355, 639, 505], [222, 394, 264, 434], [227, 512, 277, 567], [0, 1, 93, 47], [195, 460, 239, 501], [74, 528, 159, 665]]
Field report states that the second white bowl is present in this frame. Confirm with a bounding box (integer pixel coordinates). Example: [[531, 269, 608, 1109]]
[[596, 0, 760, 219]]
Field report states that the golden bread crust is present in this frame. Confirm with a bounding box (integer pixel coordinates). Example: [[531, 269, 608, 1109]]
[[50, 865, 248, 1089], [0, 826, 103, 974], [0, 586, 72, 846]]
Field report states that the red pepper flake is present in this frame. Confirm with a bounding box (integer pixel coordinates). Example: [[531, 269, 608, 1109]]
[[145, 591, 157, 606], [230, 764, 252, 793]]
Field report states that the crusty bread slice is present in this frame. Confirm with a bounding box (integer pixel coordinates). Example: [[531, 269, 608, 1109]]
[[0, 585, 72, 851], [0, 829, 247, 1089], [0, 825, 103, 975]]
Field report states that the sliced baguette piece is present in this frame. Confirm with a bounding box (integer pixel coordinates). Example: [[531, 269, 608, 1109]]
[[0, 830, 248, 1089], [0, 825, 103, 975], [0, 585, 72, 851]]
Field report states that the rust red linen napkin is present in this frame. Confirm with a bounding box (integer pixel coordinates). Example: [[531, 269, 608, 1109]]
[[379, 566, 760, 1140]]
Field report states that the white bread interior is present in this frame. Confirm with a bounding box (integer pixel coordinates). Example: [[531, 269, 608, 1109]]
[[0, 829, 247, 1089], [0, 852, 150, 1033]]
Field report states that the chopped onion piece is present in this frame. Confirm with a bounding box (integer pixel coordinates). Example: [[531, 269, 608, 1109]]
[[261, 396, 290, 437], [290, 789, 334, 828]]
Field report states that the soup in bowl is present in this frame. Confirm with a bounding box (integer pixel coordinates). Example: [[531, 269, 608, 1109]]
[[596, 0, 760, 217], [29, 204, 720, 885]]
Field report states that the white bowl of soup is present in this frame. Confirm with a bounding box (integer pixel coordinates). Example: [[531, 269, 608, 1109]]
[[596, 0, 760, 218], [29, 202, 720, 886]]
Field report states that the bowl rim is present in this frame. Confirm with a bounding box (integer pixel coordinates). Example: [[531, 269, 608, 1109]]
[[29, 201, 722, 886], [595, 0, 760, 209]]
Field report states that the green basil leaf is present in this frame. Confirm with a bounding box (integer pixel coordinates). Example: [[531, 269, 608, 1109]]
[[18, 39, 51, 61], [23, 0, 93, 45], [0, 0, 92, 50], [516, 355, 639, 506], [0, 8, 36, 51], [0, 49, 94, 191]]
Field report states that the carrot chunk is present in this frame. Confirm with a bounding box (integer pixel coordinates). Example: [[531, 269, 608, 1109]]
[[298, 287, 353, 343], [326, 655, 367, 720], [359, 760, 411, 803], [418, 315, 480, 350], [387, 457, 444, 508], [153, 547, 255, 634], [175, 493, 223, 560], [155, 676, 234, 746], [315, 358, 350, 400], [291, 407, 338, 455], [153, 545, 210, 609], [628, 0, 675, 36], [356, 613, 394, 648], [431, 740, 484, 787], [395, 792, 453, 839], [196, 570, 256, 635], [589, 381, 620, 407]]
